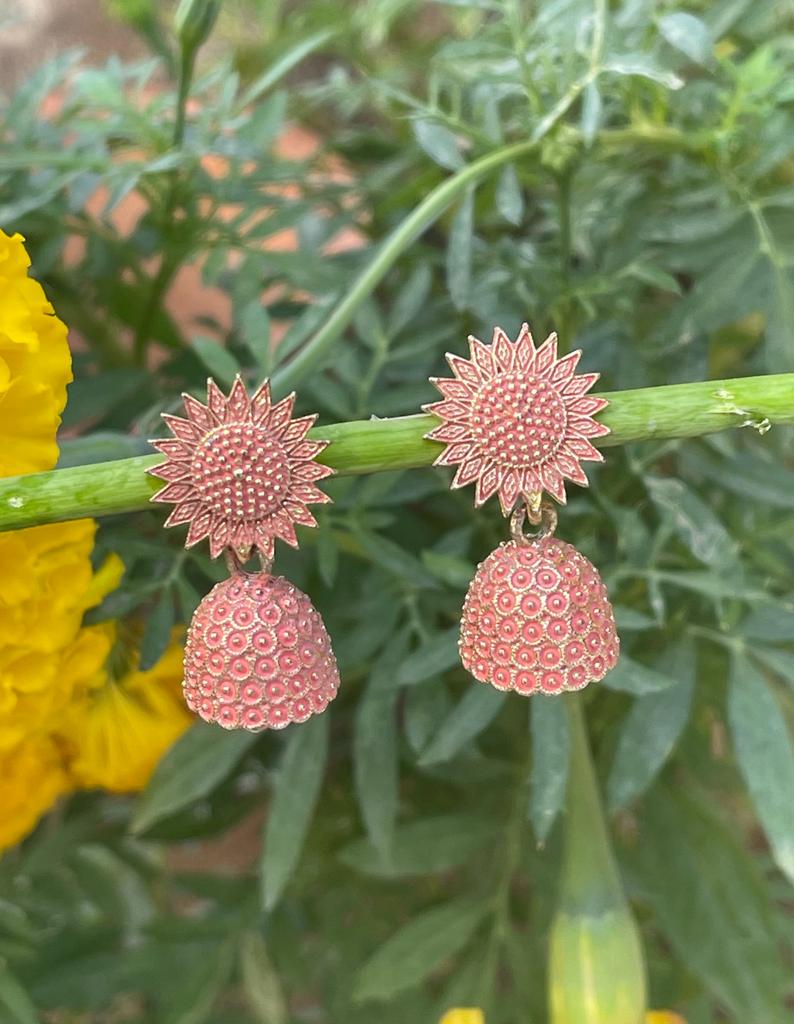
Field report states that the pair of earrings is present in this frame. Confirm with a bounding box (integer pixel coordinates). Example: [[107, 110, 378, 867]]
[[150, 324, 619, 732]]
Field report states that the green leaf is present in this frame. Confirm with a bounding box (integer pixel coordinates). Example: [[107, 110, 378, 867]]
[[355, 530, 438, 588], [404, 680, 452, 754], [603, 55, 684, 90], [446, 187, 475, 311], [0, 966, 37, 1024], [261, 714, 329, 910], [62, 369, 147, 429], [354, 898, 486, 1002], [162, 940, 234, 1024], [659, 12, 712, 65], [629, 786, 788, 1022], [601, 656, 679, 695], [419, 684, 506, 765], [238, 29, 336, 107], [191, 335, 241, 388], [239, 931, 288, 1024], [412, 118, 464, 170], [645, 475, 741, 575], [238, 300, 272, 374], [607, 643, 694, 811], [315, 524, 339, 587], [354, 648, 402, 861], [339, 814, 497, 878], [739, 600, 794, 641], [139, 588, 175, 671], [495, 163, 523, 225], [728, 654, 794, 885], [752, 647, 794, 691], [397, 628, 460, 686], [131, 724, 257, 834], [529, 696, 570, 843], [388, 263, 433, 335]]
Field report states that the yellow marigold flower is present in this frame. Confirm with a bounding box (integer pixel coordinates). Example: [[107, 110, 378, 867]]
[[0, 229, 129, 851], [0, 523, 123, 750], [61, 630, 191, 793], [646, 1014, 686, 1024], [0, 230, 71, 477], [439, 1012, 485, 1024], [0, 734, 71, 850]]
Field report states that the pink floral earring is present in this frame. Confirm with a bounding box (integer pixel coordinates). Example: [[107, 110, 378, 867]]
[[149, 377, 339, 731], [424, 324, 619, 697]]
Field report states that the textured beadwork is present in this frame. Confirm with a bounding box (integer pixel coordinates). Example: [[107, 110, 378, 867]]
[[460, 537, 619, 696], [149, 376, 333, 560], [424, 323, 610, 514], [184, 571, 339, 731]]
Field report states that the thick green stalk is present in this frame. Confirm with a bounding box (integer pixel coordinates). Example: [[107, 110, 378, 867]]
[[0, 373, 791, 532], [270, 139, 537, 394], [548, 697, 646, 1024]]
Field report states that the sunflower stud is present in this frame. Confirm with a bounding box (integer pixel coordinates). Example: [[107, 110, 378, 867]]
[[425, 324, 619, 697], [150, 376, 339, 731]]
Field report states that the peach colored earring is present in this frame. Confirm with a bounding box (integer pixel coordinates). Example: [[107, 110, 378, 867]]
[[424, 323, 619, 697], [149, 377, 339, 731]]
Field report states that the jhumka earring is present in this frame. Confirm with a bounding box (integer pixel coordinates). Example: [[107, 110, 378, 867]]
[[424, 324, 619, 697], [149, 376, 339, 730]]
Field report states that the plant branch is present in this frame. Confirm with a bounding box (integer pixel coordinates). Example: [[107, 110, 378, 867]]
[[0, 373, 791, 532], [270, 138, 538, 394]]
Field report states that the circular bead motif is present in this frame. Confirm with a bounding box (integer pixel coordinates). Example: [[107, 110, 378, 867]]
[[470, 373, 567, 467], [183, 572, 339, 731], [459, 537, 619, 696], [191, 423, 291, 520]]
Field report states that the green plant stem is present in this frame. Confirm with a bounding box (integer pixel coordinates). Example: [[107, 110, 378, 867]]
[[561, 696, 622, 907], [131, 43, 196, 365], [271, 139, 537, 394], [0, 373, 792, 532]]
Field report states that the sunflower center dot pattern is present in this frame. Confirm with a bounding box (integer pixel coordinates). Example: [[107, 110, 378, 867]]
[[459, 537, 619, 696], [470, 373, 567, 467], [183, 572, 340, 731], [191, 424, 291, 519]]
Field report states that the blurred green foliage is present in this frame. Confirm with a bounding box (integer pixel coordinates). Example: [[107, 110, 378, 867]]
[[1, 0, 794, 1021]]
